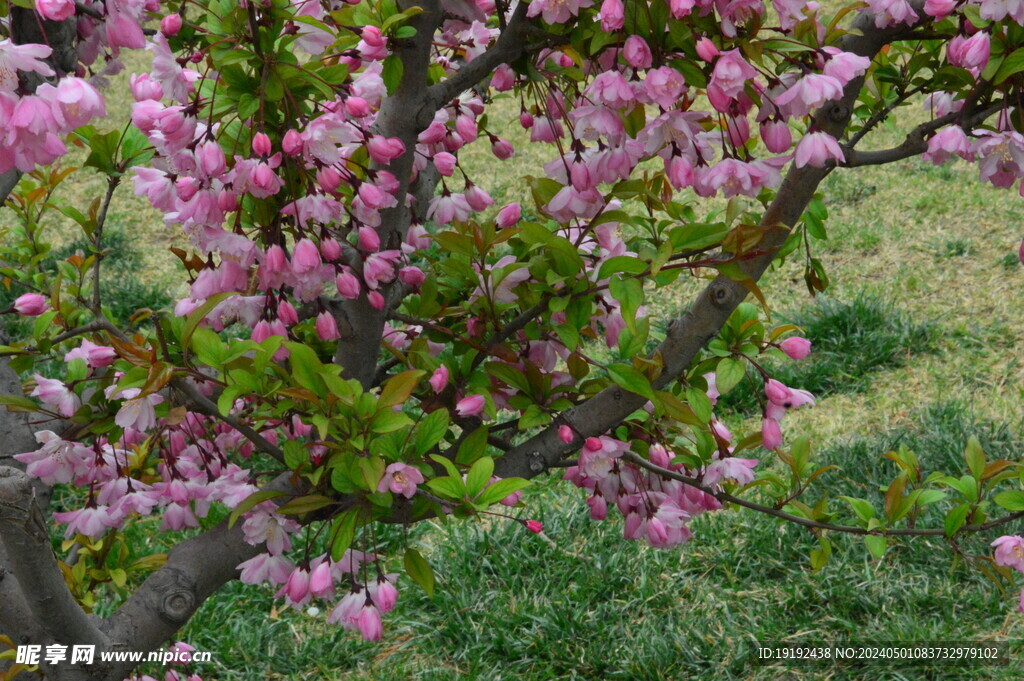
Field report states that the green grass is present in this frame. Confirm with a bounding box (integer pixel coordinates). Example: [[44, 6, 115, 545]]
[[166, 402, 1023, 681], [716, 291, 938, 416]]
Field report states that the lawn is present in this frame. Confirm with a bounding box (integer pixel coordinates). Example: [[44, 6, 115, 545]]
[[7, 36, 1024, 681]]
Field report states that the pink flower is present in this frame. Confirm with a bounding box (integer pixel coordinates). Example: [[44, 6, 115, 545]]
[[368, 576, 398, 613], [524, 520, 544, 533], [367, 136, 405, 164], [924, 126, 972, 164], [525, 0, 594, 23], [558, 425, 573, 443], [283, 567, 311, 605], [764, 378, 815, 409], [378, 463, 424, 498], [704, 457, 759, 486], [114, 389, 164, 432], [434, 152, 456, 176], [494, 203, 522, 229], [130, 74, 164, 101], [399, 266, 426, 287], [775, 74, 845, 118], [107, 10, 147, 49], [308, 560, 334, 597], [35, 0, 75, 21], [0, 40, 54, 92], [623, 36, 652, 69], [991, 535, 1024, 573], [455, 394, 485, 418], [599, 0, 624, 30], [948, 32, 991, 72], [315, 311, 341, 341], [708, 49, 758, 104], [761, 418, 782, 450], [31, 375, 79, 417], [368, 291, 385, 310], [64, 340, 117, 368], [866, 0, 918, 27], [356, 604, 382, 641], [779, 337, 812, 359], [52, 506, 119, 539], [760, 119, 792, 154], [13, 293, 46, 316], [794, 132, 845, 168], [644, 67, 686, 109], [923, 0, 956, 18]]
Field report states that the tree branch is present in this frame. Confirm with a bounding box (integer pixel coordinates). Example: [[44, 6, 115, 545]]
[[0, 467, 107, 648], [99, 474, 296, 677], [493, 4, 931, 481], [425, 3, 532, 109], [843, 101, 1002, 168], [622, 452, 1024, 538]]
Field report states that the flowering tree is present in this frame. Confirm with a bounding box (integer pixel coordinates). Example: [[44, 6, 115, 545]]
[[2, 0, 1024, 678]]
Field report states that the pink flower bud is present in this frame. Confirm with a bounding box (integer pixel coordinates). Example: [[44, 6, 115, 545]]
[[309, 561, 333, 597], [357, 226, 380, 252], [336, 271, 361, 299], [252, 132, 272, 157], [624, 36, 653, 69], [434, 152, 457, 176], [315, 311, 340, 341], [35, 0, 75, 22], [587, 493, 607, 520], [367, 291, 385, 310], [519, 111, 534, 129], [356, 604, 382, 641], [696, 37, 719, 62], [13, 293, 47, 316], [455, 394, 485, 417], [317, 167, 342, 192], [130, 73, 163, 102], [291, 238, 322, 274], [282, 129, 303, 156], [524, 520, 543, 534], [558, 425, 573, 443], [278, 300, 298, 325], [370, 577, 398, 613], [779, 336, 811, 360], [429, 365, 449, 392], [761, 418, 782, 450], [584, 437, 602, 452], [344, 96, 371, 118], [491, 65, 514, 91], [320, 237, 342, 262], [285, 567, 310, 603], [398, 266, 425, 287], [496, 202, 521, 227], [161, 13, 183, 37], [491, 138, 514, 160], [455, 116, 478, 143]]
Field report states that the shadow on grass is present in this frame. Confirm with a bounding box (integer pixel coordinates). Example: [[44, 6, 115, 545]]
[[717, 291, 938, 416]]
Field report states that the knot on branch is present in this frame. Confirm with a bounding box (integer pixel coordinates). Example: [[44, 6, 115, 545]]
[[708, 280, 735, 310], [146, 567, 196, 625], [528, 452, 545, 474]]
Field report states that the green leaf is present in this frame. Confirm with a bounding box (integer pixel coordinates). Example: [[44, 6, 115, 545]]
[[607, 364, 656, 401], [465, 456, 494, 498], [476, 478, 530, 507], [181, 292, 236, 348], [330, 511, 359, 562], [283, 342, 326, 396], [426, 476, 465, 500], [864, 535, 886, 559], [379, 370, 424, 408], [993, 490, 1024, 512], [965, 436, 985, 479], [415, 409, 449, 455], [403, 548, 435, 598], [382, 55, 404, 95], [944, 503, 971, 537], [715, 357, 746, 395], [840, 496, 875, 524], [0, 394, 41, 412], [276, 494, 334, 515], [994, 47, 1024, 83], [227, 490, 287, 528], [455, 426, 489, 465]]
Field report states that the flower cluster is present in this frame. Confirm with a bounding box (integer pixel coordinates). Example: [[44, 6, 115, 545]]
[[992, 536, 1024, 613]]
